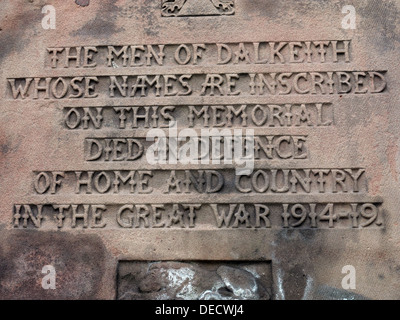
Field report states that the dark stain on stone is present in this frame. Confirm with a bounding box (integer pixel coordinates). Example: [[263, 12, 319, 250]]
[[314, 285, 369, 300], [285, 264, 307, 300], [72, 1, 124, 38], [359, 0, 400, 51], [137, 0, 161, 37], [0, 231, 107, 300], [242, 0, 331, 19], [277, 229, 317, 243], [1, 144, 9, 154], [72, 17, 123, 38], [0, 9, 36, 65], [76, 0, 90, 7], [241, 0, 279, 16], [273, 229, 321, 299]]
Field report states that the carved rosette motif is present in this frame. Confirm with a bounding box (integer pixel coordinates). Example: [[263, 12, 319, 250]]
[[161, 0, 187, 17], [161, 0, 235, 16], [210, 0, 235, 14]]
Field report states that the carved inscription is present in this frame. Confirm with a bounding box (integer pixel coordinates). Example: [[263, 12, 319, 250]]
[[10, 39, 386, 230], [12, 202, 382, 229], [7, 71, 386, 100], [63, 103, 333, 129], [83, 135, 308, 161], [32, 169, 366, 195], [42, 42, 351, 67]]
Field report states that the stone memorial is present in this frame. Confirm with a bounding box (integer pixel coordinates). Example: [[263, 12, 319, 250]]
[[0, 0, 399, 300]]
